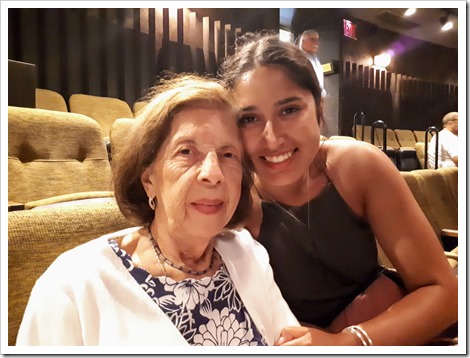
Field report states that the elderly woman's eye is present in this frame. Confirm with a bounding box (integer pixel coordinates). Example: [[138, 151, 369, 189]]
[[222, 151, 238, 159], [179, 148, 191, 155]]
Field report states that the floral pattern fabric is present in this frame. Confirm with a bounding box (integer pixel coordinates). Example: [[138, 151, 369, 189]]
[[109, 239, 267, 346]]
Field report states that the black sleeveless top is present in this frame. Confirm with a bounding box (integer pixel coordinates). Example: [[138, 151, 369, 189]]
[[257, 182, 382, 328]]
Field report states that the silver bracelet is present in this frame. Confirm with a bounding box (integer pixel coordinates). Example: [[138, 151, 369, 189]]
[[343, 325, 373, 346]]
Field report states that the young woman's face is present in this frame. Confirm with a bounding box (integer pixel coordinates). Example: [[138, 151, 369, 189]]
[[142, 106, 243, 239], [234, 65, 321, 188]]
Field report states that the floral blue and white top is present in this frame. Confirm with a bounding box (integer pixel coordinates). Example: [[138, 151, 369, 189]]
[[109, 239, 267, 346]]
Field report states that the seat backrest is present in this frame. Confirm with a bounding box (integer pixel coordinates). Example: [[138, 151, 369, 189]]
[[8, 106, 113, 204], [413, 130, 427, 143], [394, 129, 416, 149], [109, 118, 135, 163], [374, 128, 400, 149], [352, 124, 373, 143], [133, 101, 147, 116], [35, 88, 68, 112], [8, 200, 133, 346], [401, 168, 458, 241], [69, 94, 134, 139], [415, 142, 426, 169]]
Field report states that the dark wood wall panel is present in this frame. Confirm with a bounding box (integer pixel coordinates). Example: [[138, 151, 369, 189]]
[[340, 61, 458, 135], [9, 8, 280, 107]]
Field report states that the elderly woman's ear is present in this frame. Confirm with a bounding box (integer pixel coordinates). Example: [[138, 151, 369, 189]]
[[141, 166, 156, 210]]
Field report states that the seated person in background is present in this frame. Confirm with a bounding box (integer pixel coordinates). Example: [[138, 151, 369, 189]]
[[428, 112, 458, 168], [16, 74, 299, 346], [219, 32, 458, 346]]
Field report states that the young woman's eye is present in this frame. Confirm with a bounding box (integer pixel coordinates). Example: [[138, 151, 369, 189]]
[[282, 107, 300, 116], [238, 115, 257, 126]]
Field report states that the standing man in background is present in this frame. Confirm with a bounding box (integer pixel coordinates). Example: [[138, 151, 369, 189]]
[[428, 112, 458, 168], [299, 29, 326, 97]]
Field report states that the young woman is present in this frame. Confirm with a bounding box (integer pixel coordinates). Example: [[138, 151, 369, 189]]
[[219, 32, 458, 346]]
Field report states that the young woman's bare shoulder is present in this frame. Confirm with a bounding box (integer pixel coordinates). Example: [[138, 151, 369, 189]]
[[323, 139, 382, 169]]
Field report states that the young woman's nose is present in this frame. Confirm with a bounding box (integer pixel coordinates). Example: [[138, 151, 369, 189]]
[[263, 120, 284, 149], [198, 152, 223, 184]]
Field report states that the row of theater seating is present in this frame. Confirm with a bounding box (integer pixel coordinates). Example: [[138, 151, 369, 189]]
[[35, 88, 146, 141], [351, 124, 439, 171], [323, 133, 425, 172], [7, 166, 458, 346], [352, 124, 431, 148]]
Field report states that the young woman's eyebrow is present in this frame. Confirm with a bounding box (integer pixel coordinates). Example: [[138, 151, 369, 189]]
[[239, 96, 302, 112], [275, 96, 302, 106]]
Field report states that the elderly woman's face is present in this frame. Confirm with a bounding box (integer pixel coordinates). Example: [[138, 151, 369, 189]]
[[143, 106, 243, 239]]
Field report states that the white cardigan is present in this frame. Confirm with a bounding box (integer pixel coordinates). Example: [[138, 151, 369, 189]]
[[16, 228, 299, 346]]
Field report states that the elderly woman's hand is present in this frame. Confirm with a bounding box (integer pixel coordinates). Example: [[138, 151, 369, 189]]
[[275, 325, 356, 346]]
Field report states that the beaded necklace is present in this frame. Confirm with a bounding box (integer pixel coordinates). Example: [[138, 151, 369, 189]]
[[148, 227, 215, 276]]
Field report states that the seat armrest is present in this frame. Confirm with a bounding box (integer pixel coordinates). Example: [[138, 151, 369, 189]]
[[441, 229, 458, 238]]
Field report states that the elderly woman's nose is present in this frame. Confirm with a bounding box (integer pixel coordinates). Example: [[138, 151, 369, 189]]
[[198, 152, 224, 184]]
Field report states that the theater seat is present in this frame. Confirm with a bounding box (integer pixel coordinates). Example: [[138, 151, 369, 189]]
[[413, 130, 428, 143], [401, 168, 458, 247], [8, 106, 113, 208], [109, 117, 135, 163], [69, 94, 134, 140], [415, 142, 426, 169], [133, 101, 147, 116], [379, 168, 458, 270], [8, 200, 134, 346], [394, 129, 417, 148], [352, 124, 373, 143], [35, 88, 68, 112], [396, 148, 420, 171]]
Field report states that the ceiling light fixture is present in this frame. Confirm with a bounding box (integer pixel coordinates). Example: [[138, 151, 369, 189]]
[[439, 13, 453, 31], [404, 8, 416, 16]]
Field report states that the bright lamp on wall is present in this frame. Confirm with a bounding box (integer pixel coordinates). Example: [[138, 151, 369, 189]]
[[373, 53, 391, 68], [439, 12, 453, 31]]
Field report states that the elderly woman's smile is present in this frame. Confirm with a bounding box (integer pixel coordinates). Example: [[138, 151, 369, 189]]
[[190, 199, 224, 214]]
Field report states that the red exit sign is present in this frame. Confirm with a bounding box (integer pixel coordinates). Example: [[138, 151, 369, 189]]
[[343, 19, 356, 39]]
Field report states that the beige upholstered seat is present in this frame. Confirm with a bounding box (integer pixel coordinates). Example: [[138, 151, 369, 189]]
[[69, 94, 133, 140], [133, 101, 147, 116], [401, 168, 458, 242], [413, 130, 428, 143], [374, 128, 400, 150], [35, 88, 68, 112], [8, 200, 133, 346], [380, 168, 458, 270], [109, 117, 135, 163], [394, 129, 417, 149], [352, 124, 373, 143], [415, 142, 426, 169], [8, 106, 113, 207]]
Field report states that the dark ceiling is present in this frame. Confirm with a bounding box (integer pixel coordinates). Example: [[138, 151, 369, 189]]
[[345, 8, 458, 49], [190, 8, 459, 50]]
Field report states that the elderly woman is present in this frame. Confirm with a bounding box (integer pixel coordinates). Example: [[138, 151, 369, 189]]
[[16, 75, 299, 346]]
